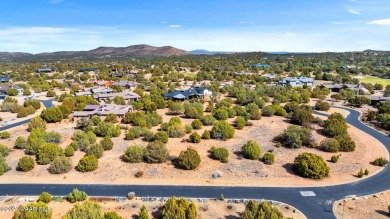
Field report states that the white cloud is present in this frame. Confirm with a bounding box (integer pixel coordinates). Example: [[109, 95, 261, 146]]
[[240, 21, 255, 25], [368, 19, 390, 25], [161, 21, 167, 24], [347, 8, 360, 14], [169, 24, 181, 28]]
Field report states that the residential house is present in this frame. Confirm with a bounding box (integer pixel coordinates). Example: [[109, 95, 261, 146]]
[[79, 68, 97, 73], [94, 91, 141, 102], [95, 80, 113, 87], [162, 86, 212, 101], [0, 85, 23, 95], [72, 104, 133, 118], [0, 76, 11, 83], [234, 71, 256, 76], [278, 76, 314, 87], [320, 83, 369, 94], [368, 96, 390, 105], [112, 81, 138, 90], [36, 68, 53, 73], [250, 63, 271, 68], [91, 87, 114, 94]]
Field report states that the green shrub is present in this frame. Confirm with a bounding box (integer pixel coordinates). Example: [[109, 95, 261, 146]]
[[331, 155, 340, 163], [168, 102, 184, 115], [290, 106, 314, 125], [7, 88, 18, 96], [36, 143, 63, 165], [167, 125, 185, 138], [191, 119, 203, 129], [202, 130, 210, 139], [38, 192, 52, 203], [189, 132, 201, 143], [241, 200, 284, 219], [77, 155, 98, 172], [104, 211, 123, 219], [323, 114, 348, 137], [17, 156, 35, 172], [63, 201, 102, 219], [210, 146, 229, 163], [144, 141, 169, 163], [100, 137, 114, 151], [13, 202, 52, 219], [138, 205, 149, 219], [262, 106, 276, 116], [241, 140, 261, 160], [275, 125, 312, 148], [234, 116, 246, 130], [48, 156, 72, 174], [67, 188, 88, 203], [154, 131, 168, 143], [125, 127, 142, 140], [210, 120, 235, 141], [321, 138, 340, 152], [14, 136, 28, 149], [0, 144, 10, 156], [86, 144, 104, 158], [24, 99, 41, 110], [201, 115, 216, 126], [262, 152, 275, 165], [28, 116, 47, 131], [213, 108, 229, 120], [293, 152, 330, 179], [94, 122, 121, 137], [0, 131, 10, 139], [335, 134, 356, 152], [104, 113, 118, 123], [123, 145, 144, 163], [184, 124, 193, 133], [373, 157, 388, 167], [161, 197, 197, 219], [168, 117, 182, 126], [64, 145, 75, 157], [17, 108, 29, 118], [357, 168, 364, 178], [315, 100, 330, 111], [40, 107, 63, 123], [176, 148, 201, 170], [46, 90, 56, 97]]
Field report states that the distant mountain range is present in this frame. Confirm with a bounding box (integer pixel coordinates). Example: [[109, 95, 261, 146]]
[[188, 49, 235, 55], [0, 44, 188, 61]]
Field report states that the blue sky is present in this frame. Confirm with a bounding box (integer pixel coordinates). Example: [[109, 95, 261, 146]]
[[1, 0, 390, 53]]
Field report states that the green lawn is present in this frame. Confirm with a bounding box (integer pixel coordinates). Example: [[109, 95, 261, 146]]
[[355, 75, 390, 87]]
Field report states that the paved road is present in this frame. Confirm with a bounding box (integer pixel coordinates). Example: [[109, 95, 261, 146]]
[[0, 106, 389, 219], [0, 99, 54, 132]]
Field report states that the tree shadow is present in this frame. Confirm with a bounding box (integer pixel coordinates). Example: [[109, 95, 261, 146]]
[[151, 208, 162, 219], [131, 214, 138, 219], [375, 210, 389, 217], [225, 215, 240, 219], [282, 163, 296, 175]]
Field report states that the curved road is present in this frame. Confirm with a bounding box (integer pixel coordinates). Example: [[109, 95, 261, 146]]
[[0, 106, 389, 219], [0, 99, 54, 132]]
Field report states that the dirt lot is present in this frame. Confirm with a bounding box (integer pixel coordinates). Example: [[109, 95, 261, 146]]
[[0, 196, 305, 219], [0, 106, 387, 187], [333, 190, 390, 219]]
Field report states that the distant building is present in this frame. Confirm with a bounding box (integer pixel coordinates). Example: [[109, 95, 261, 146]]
[[250, 63, 271, 68], [95, 80, 113, 87], [79, 68, 97, 72], [162, 86, 212, 101], [369, 96, 390, 105], [0, 85, 23, 95], [0, 76, 11, 83], [320, 83, 369, 94], [111, 81, 138, 90], [72, 104, 133, 118], [36, 68, 53, 73], [278, 76, 314, 87], [94, 91, 141, 102]]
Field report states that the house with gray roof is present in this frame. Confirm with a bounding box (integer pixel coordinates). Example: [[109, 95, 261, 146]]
[[162, 86, 212, 101], [72, 104, 133, 118], [278, 76, 314, 87], [111, 81, 138, 90], [0, 85, 23, 95], [94, 91, 141, 102], [0, 76, 11, 83]]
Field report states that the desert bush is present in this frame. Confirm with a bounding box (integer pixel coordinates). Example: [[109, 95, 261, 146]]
[[123, 145, 144, 163], [241, 200, 283, 219], [7, 88, 18, 96], [13, 202, 52, 219], [100, 137, 114, 151], [161, 197, 197, 219], [201, 114, 216, 126], [104, 113, 118, 123], [0, 144, 10, 156], [293, 152, 330, 179], [77, 155, 98, 172], [323, 115, 348, 137], [138, 205, 149, 219], [135, 171, 144, 178], [189, 132, 201, 143], [64, 145, 75, 157], [234, 116, 246, 130], [40, 107, 63, 123], [38, 192, 52, 203], [48, 156, 72, 174], [210, 146, 229, 163], [201, 130, 210, 139], [290, 106, 314, 125], [14, 137, 28, 149], [176, 148, 201, 170], [63, 201, 102, 219], [167, 125, 185, 138], [357, 168, 364, 178], [315, 100, 330, 111], [213, 108, 229, 120], [320, 138, 340, 152], [36, 143, 63, 165], [275, 125, 312, 148], [94, 122, 121, 137], [184, 124, 193, 133], [125, 127, 142, 140], [262, 105, 276, 116], [144, 141, 169, 163], [373, 157, 388, 167], [86, 144, 104, 158], [24, 99, 41, 109], [67, 188, 88, 203], [153, 131, 169, 143], [331, 155, 340, 163], [46, 90, 56, 97], [142, 129, 154, 142], [262, 152, 275, 165], [17, 108, 29, 118], [0, 131, 10, 140], [184, 107, 203, 119], [210, 120, 235, 141], [17, 156, 35, 172], [168, 102, 184, 115], [241, 140, 261, 160], [191, 119, 203, 129], [335, 134, 356, 152], [27, 116, 47, 131]]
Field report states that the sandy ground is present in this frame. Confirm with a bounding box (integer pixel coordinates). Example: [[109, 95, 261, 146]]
[[0, 99, 45, 127], [0, 106, 387, 187], [333, 190, 390, 219], [0, 196, 305, 219]]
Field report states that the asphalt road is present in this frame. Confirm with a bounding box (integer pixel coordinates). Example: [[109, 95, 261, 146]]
[[0, 106, 389, 219], [0, 99, 54, 132]]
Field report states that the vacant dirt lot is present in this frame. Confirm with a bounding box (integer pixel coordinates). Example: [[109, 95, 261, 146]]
[[334, 190, 390, 219], [0, 106, 386, 187]]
